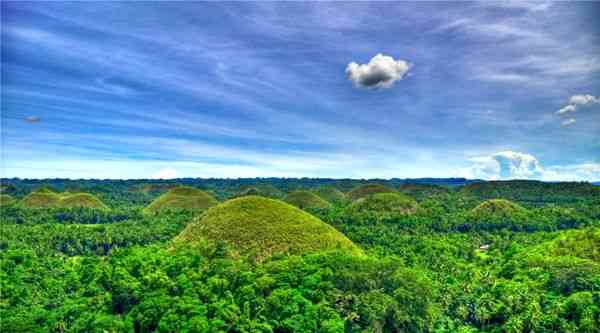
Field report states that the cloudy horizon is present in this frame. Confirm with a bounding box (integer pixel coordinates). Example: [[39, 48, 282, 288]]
[[2, 2, 599, 181]]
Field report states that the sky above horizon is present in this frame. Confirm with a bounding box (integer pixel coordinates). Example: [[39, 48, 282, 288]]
[[1, 1, 599, 181]]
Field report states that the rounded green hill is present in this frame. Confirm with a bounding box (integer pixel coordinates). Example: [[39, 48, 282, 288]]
[[348, 192, 419, 215], [347, 184, 396, 201], [174, 196, 362, 260], [313, 186, 346, 203], [144, 186, 218, 214], [398, 184, 450, 200], [284, 190, 331, 210], [232, 184, 284, 199], [20, 188, 108, 209], [0, 194, 16, 206], [470, 199, 529, 220], [57, 193, 109, 209]]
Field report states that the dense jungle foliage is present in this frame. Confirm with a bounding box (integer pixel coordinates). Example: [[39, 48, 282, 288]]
[[1, 178, 599, 332]]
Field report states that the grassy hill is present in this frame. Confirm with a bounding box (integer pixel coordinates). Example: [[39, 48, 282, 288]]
[[174, 196, 362, 260], [468, 199, 530, 223], [144, 186, 218, 214], [232, 184, 284, 199], [348, 192, 419, 216], [0, 194, 16, 206], [347, 184, 396, 201], [284, 190, 331, 210], [460, 180, 600, 206], [313, 186, 346, 203], [57, 193, 109, 209], [20, 188, 108, 209], [397, 183, 450, 201]]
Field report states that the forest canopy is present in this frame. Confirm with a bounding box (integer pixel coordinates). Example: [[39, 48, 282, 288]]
[[1, 177, 599, 332]]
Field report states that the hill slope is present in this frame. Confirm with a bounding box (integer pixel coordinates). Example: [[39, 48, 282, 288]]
[[144, 186, 218, 213], [0, 194, 16, 206], [20, 188, 108, 209], [284, 190, 331, 210], [232, 184, 284, 199], [347, 184, 396, 201], [348, 192, 419, 215], [313, 186, 346, 203], [468, 199, 530, 223], [174, 196, 362, 260]]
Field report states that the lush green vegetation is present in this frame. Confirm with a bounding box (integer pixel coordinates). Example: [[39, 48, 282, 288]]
[[1, 178, 599, 332]]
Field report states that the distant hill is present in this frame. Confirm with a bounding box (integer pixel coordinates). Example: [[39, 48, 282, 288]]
[[347, 184, 396, 201], [20, 188, 108, 209], [0, 194, 16, 206], [397, 183, 450, 201], [174, 196, 362, 261], [312, 186, 346, 203], [348, 192, 419, 216], [470, 199, 529, 220], [144, 186, 218, 213], [232, 184, 284, 199], [460, 180, 600, 206], [284, 190, 331, 210], [390, 177, 479, 187]]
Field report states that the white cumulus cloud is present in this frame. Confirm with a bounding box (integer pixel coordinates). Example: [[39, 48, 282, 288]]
[[569, 94, 599, 105], [462, 151, 600, 181], [463, 151, 543, 180], [346, 54, 411, 89], [152, 167, 178, 179]]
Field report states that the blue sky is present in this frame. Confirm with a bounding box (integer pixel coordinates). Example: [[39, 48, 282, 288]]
[[2, 1, 599, 180]]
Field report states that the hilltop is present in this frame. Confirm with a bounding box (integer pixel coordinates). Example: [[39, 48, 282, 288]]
[[313, 186, 346, 203], [20, 188, 108, 209], [174, 196, 362, 260], [284, 190, 331, 210], [232, 184, 284, 199], [347, 184, 396, 201], [0, 194, 16, 206], [144, 186, 218, 213], [470, 199, 528, 217], [397, 183, 450, 201], [348, 192, 419, 216]]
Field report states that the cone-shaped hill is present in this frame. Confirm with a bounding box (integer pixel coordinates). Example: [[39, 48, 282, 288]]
[[144, 186, 218, 214], [20, 188, 108, 209], [313, 186, 346, 203], [469, 199, 529, 220], [0, 194, 16, 206], [174, 196, 362, 260], [398, 184, 450, 200], [284, 190, 331, 210], [347, 184, 396, 201], [232, 185, 284, 199], [348, 192, 419, 215]]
